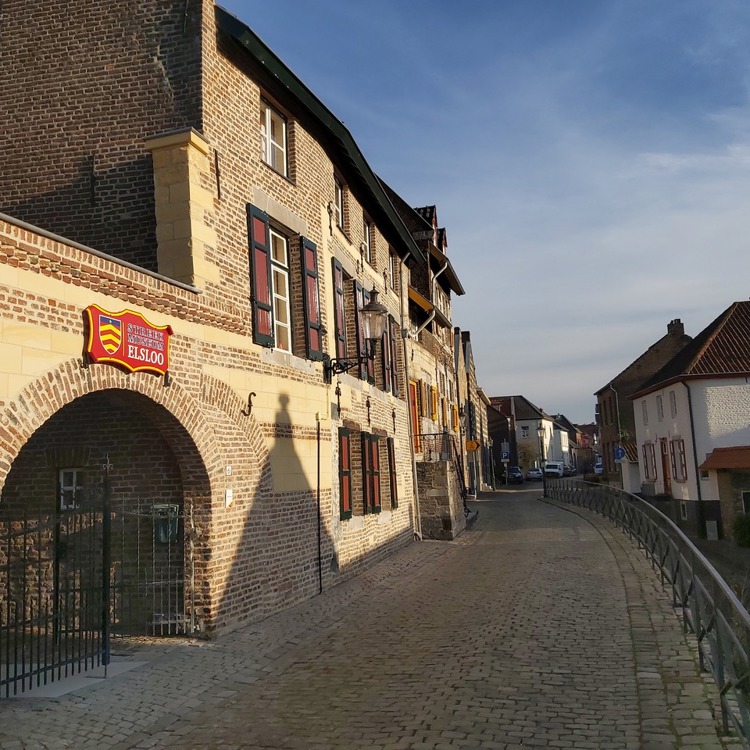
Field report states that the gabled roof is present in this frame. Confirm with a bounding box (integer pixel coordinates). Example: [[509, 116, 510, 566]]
[[380, 181, 465, 296], [634, 301, 750, 397], [490, 395, 551, 422], [216, 7, 425, 264], [594, 319, 691, 396], [700, 446, 750, 470], [415, 206, 437, 227]]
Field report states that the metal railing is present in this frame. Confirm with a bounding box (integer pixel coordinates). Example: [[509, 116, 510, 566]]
[[548, 478, 750, 745]]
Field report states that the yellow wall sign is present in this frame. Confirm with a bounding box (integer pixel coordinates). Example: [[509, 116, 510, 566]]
[[466, 439, 480, 452]]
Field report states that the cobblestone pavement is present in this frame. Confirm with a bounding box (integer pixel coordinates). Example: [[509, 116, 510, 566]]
[[1, 492, 742, 749]]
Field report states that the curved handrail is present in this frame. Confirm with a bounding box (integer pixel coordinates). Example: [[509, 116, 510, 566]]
[[548, 478, 750, 746]]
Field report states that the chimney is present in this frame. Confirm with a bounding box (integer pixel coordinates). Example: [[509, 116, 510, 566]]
[[667, 318, 684, 336]]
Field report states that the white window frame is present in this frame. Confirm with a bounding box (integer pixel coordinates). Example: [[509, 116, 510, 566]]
[[521, 425, 529, 439], [669, 390, 677, 418], [389, 252, 396, 290], [260, 101, 288, 176], [269, 227, 291, 352], [642, 400, 648, 427], [59, 468, 84, 511], [363, 219, 373, 265], [334, 178, 344, 229], [656, 395, 664, 422]]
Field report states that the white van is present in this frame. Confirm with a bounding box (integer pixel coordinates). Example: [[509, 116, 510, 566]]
[[544, 461, 564, 477]]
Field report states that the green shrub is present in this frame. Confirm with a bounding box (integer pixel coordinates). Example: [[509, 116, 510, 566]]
[[733, 514, 750, 547]]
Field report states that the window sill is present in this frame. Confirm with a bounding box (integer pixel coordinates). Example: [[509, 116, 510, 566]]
[[260, 159, 295, 186]]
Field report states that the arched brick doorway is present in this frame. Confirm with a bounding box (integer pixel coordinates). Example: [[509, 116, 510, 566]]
[[0, 380, 212, 696]]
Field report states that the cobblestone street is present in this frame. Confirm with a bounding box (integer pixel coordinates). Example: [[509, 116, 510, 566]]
[[1, 492, 739, 749]]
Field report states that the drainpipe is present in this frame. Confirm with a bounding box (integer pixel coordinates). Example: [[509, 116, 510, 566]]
[[401, 260, 422, 541], [684, 381, 705, 535]]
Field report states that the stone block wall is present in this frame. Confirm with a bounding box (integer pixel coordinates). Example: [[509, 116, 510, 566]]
[[416, 461, 466, 541]]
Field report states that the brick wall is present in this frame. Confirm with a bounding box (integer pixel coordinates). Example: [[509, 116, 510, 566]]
[[0, 0, 418, 635], [0, 0, 204, 268]]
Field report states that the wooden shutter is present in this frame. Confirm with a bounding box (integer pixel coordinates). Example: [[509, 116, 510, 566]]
[[390, 316, 400, 397], [363, 288, 375, 384], [354, 281, 367, 380], [431, 386, 438, 421], [371, 435, 381, 512], [247, 204, 274, 347], [338, 428, 352, 520], [301, 237, 324, 360], [409, 381, 421, 452], [361, 432, 372, 513], [387, 437, 398, 509], [332, 259, 347, 360], [382, 320, 392, 393]]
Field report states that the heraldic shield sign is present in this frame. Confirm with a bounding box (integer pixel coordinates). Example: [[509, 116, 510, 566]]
[[85, 304, 173, 375]]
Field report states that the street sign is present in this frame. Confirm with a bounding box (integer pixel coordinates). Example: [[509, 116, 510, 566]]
[[501, 451, 510, 462], [614, 446, 626, 464]]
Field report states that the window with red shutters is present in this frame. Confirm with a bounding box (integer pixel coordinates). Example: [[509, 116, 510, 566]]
[[247, 204, 274, 347], [332, 259, 347, 360], [301, 237, 324, 361], [338, 428, 352, 520]]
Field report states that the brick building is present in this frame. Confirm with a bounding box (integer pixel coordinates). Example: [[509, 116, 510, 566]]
[[594, 319, 691, 482], [0, 0, 455, 683]]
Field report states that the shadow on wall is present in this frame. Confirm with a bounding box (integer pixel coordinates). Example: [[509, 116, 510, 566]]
[[2, 157, 159, 272], [215, 391, 415, 632]]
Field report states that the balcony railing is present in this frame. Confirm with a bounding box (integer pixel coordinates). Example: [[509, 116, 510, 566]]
[[547, 478, 750, 746]]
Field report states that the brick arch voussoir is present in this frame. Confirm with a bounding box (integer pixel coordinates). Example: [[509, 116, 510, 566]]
[[198, 373, 271, 468], [0, 359, 219, 492]]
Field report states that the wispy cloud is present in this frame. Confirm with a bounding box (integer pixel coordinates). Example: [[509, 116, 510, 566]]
[[224, 0, 750, 422]]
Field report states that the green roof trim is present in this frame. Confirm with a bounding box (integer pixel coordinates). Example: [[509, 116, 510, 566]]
[[216, 6, 425, 265]]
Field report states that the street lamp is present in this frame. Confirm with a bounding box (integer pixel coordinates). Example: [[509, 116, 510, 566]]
[[537, 422, 547, 497], [323, 288, 389, 383]]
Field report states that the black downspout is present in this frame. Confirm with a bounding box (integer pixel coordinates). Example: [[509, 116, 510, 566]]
[[316, 417, 323, 594]]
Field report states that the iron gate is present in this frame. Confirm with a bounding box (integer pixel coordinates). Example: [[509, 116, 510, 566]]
[[1, 463, 194, 698]]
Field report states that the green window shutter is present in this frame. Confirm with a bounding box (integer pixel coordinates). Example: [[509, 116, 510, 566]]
[[390, 316, 400, 397], [353, 281, 366, 380], [246, 204, 275, 347], [301, 237, 324, 361], [339, 428, 352, 520], [361, 431, 371, 513], [332, 258, 347, 360], [387, 437, 398, 509]]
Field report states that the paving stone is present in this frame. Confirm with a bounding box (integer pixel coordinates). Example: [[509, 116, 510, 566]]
[[0, 493, 737, 749]]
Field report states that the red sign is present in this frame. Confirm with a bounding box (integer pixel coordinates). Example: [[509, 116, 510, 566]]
[[85, 305, 173, 375]]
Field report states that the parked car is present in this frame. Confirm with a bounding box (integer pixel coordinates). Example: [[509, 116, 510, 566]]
[[594, 462, 603, 475], [507, 466, 524, 484], [525, 467, 543, 481], [544, 461, 564, 477], [563, 464, 576, 477]]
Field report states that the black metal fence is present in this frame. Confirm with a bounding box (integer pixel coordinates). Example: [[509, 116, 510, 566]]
[[548, 478, 750, 746], [1, 474, 194, 697]]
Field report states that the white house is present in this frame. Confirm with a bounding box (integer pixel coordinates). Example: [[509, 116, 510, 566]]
[[631, 301, 750, 538]]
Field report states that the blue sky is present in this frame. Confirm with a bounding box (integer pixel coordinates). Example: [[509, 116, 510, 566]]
[[221, 0, 750, 423]]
